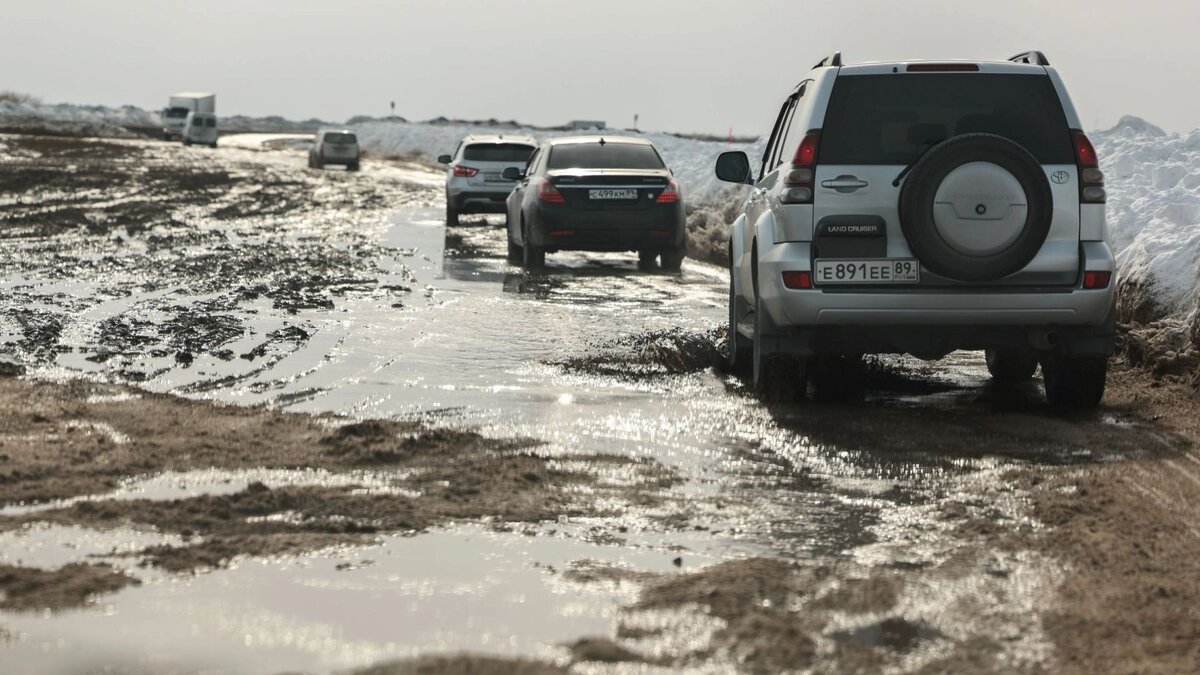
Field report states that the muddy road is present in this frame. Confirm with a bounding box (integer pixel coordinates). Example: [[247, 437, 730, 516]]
[[1, 134, 1198, 674]]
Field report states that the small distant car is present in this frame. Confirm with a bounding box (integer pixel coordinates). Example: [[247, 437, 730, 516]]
[[182, 112, 218, 148], [309, 129, 360, 171], [439, 135, 537, 225], [504, 136, 686, 271]]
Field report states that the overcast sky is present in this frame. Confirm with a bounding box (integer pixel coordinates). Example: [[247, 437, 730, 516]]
[[4, 0, 1197, 136]]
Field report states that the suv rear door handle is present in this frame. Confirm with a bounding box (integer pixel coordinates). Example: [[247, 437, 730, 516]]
[[821, 177, 869, 192]]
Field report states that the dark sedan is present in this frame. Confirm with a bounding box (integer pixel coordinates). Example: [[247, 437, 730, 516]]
[[503, 136, 686, 271]]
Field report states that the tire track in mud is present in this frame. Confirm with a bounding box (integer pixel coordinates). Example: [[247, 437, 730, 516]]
[[3, 133, 1199, 674]]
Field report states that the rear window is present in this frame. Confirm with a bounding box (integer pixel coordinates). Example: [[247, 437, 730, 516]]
[[324, 132, 357, 144], [547, 143, 665, 170], [205, 118, 216, 128], [820, 74, 1074, 165], [463, 143, 534, 162]]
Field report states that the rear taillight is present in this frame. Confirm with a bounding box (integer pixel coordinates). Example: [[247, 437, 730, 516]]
[[782, 131, 820, 204], [781, 271, 813, 289], [537, 179, 565, 204], [452, 165, 479, 178], [1083, 271, 1112, 289], [1073, 131, 1105, 204], [656, 179, 680, 204]]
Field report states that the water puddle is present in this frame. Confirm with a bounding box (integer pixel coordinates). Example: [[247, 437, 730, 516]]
[[0, 525, 702, 674]]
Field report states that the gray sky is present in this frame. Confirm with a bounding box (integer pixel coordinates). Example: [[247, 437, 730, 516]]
[[5, 0, 1197, 136]]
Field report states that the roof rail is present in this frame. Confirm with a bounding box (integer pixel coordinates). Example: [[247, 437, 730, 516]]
[[813, 51, 843, 69], [1008, 50, 1050, 66]]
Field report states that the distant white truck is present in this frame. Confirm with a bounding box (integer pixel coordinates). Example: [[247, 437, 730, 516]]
[[161, 93, 215, 140]]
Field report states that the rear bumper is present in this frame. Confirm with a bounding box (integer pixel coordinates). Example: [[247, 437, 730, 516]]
[[449, 189, 512, 213], [755, 241, 1118, 357], [528, 204, 685, 252], [319, 153, 358, 165]]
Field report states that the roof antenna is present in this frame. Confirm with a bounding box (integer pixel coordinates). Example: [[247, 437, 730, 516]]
[[599, 137, 606, 145]]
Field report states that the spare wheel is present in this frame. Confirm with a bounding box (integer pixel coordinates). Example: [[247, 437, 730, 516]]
[[898, 133, 1053, 282]]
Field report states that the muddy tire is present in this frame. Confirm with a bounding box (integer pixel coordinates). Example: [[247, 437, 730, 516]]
[[1042, 355, 1107, 409], [522, 222, 544, 270], [752, 297, 803, 400], [446, 200, 459, 227], [347, 162, 360, 172], [986, 348, 1039, 383], [727, 274, 752, 375], [637, 250, 658, 271], [313, 156, 324, 170], [183, 139, 192, 147], [660, 246, 686, 272], [506, 235, 523, 265]]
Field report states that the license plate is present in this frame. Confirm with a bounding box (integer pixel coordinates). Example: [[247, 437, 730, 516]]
[[814, 259, 920, 285], [484, 172, 508, 182], [589, 189, 637, 200]]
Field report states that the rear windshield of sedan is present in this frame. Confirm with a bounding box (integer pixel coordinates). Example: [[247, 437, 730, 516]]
[[820, 74, 1074, 165], [463, 143, 535, 162], [547, 143, 665, 170], [324, 132, 357, 144]]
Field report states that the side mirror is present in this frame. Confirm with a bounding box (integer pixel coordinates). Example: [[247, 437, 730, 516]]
[[715, 151, 752, 184], [437, 154, 452, 164], [502, 166, 524, 181]]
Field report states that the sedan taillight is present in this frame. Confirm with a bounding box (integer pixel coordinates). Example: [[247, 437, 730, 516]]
[[537, 179, 565, 204], [656, 179, 681, 204]]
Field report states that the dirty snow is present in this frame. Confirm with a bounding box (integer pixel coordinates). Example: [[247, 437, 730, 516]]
[[1093, 115, 1200, 323]]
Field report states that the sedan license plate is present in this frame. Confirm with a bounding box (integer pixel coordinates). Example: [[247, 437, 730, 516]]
[[589, 189, 637, 200], [814, 259, 920, 285]]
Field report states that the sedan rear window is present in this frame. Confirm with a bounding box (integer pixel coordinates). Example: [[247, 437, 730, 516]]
[[463, 143, 535, 162], [547, 143, 665, 170], [820, 74, 1074, 165], [324, 132, 357, 144]]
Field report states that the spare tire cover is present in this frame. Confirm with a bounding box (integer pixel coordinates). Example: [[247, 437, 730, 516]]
[[898, 133, 1053, 282]]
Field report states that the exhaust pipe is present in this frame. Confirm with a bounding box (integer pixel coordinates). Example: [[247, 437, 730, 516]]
[[1029, 330, 1060, 351]]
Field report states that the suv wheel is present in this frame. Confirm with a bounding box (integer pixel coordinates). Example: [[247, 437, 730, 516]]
[[637, 250, 658, 271], [446, 200, 459, 226], [347, 161, 360, 172], [660, 246, 686, 272], [726, 274, 752, 375], [985, 348, 1039, 383], [899, 134, 1053, 282], [752, 296, 804, 400], [1042, 356, 1107, 409]]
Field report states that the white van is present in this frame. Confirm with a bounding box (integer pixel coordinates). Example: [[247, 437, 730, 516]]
[[183, 112, 218, 148]]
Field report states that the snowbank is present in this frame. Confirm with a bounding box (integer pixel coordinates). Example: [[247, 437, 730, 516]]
[[350, 120, 761, 207], [1093, 116, 1200, 322]]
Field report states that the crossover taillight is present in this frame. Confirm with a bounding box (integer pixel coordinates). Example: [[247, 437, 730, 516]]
[[781, 131, 820, 204], [537, 179, 565, 204], [656, 179, 680, 204], [1072, 131, 1106, 204], [453, 165, 479, 177], [1083, 271, 1112, 289]]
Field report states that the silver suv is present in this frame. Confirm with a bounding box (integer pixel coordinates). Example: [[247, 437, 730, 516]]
[[439, 135, 537, 225], [716, 51, 1116, 408], [309, 129, 360, 171]]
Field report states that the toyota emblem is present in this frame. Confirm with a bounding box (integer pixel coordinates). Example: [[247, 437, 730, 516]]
[[1051, 170, 1070, 184]]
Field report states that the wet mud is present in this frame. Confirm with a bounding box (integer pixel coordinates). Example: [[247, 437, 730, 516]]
[[3, 134, 1200, 674]]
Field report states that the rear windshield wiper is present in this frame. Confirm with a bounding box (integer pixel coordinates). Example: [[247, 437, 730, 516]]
[[892, 141, 945, 187]]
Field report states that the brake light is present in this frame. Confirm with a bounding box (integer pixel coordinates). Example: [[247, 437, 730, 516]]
[[1083, 271, 1112, 289], [452, 165, 479, 177], [906, 63, 980, 72], [656, 179, 680, 204], [781, 271, 813, 289], [781, 132, 820, 205], [537, 179, 565, 204], [1072, 130, 1105, 203]]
